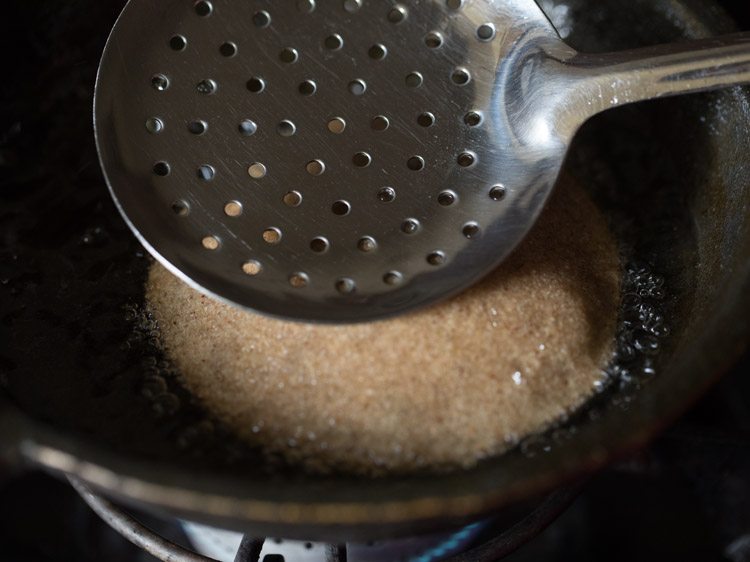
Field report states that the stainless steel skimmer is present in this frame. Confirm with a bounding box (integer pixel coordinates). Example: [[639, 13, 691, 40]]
[[95, 0, 750, 322]]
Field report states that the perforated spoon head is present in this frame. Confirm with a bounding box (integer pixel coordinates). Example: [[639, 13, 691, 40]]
[[96, 0, 574, 322]]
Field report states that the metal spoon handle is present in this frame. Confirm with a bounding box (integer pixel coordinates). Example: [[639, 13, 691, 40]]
[[569, 33, 750, 122]]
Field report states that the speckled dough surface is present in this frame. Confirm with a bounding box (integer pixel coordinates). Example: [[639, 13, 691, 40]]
[[146, 178, 620, 475]]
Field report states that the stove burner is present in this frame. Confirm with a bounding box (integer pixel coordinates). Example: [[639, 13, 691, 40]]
[[70, 477, 580, 562]]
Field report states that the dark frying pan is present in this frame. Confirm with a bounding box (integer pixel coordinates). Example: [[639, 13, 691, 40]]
[[1, 0, 749, 543]]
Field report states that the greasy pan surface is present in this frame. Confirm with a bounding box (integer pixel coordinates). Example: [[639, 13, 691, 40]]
[[1, 0, 749, 540]]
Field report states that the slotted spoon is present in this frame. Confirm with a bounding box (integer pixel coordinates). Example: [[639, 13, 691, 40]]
[[95, 0, 750, 322]]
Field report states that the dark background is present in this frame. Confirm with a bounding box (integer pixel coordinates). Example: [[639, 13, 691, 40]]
[[1, 1, 749, 561]]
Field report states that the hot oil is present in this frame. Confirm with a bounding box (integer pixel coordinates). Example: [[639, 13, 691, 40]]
[[515, 257, 671, 458], [127, 303, 268, 470], [609, 264, 668, 386]]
